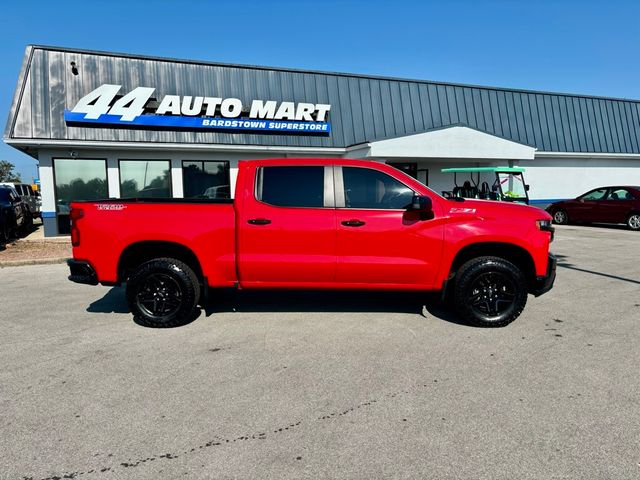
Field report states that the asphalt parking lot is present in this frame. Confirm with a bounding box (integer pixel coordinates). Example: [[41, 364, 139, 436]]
[[1, 225, 639, 480]]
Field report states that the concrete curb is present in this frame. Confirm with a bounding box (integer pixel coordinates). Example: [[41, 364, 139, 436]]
[[0, 257, 69, 268]]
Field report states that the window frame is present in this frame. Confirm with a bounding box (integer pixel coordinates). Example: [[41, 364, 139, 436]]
[[181, 160, 231, 199], [254, 165, 335, 209], [579, 188, 610, 201], [335, 165, 417, 210], [52, 157, 109, 209], [118, 159, 173, 198], [606, 188, 632, 201]]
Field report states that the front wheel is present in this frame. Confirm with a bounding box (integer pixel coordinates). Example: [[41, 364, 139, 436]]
[[125, 257, 201, 328], [453, 256, 528, 327], [627, 213, 640, 231]]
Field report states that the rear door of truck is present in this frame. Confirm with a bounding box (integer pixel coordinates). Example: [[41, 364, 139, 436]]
[[236, 162, 336, 286]]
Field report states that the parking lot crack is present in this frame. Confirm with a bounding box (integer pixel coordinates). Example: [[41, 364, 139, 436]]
[[23, 379, 444, 479]]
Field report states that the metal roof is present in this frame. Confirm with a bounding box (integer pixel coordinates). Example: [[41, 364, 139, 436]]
[[5, 45, 640, 154]]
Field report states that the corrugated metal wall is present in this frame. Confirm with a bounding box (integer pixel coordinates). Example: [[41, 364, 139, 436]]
[[6, 46, 640, 153]]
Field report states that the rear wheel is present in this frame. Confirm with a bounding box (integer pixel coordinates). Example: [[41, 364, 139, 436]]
[[627, 213, 640, 231], [552, 209, 568, 225], [125, 257, 201, 328], [453, 256, 528, 327]]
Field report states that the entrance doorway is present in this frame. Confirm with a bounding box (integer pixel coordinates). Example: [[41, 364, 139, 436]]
[[387, 162, 429, 186], [387, 162, 417, 178]]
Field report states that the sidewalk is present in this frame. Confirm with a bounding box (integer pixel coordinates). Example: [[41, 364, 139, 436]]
[[0, 219, 71, 267]]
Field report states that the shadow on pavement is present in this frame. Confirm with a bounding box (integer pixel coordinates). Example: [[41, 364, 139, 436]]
[[87, 286, 129, 314], [555, 253, 640, 285], [87, 286, 469, 327]]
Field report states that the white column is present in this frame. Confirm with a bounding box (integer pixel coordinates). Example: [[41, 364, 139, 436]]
[[38, 155, 56, 213], [171, 158, 183, 198], [107, 157, 120, 198]]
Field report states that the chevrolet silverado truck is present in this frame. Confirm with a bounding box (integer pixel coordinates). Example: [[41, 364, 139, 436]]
[[68, 158, 556, 328]]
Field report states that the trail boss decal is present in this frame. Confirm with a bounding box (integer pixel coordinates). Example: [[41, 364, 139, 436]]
[[64, 84, 331, 134]]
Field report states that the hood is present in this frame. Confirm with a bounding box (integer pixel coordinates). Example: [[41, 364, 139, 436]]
[[442, 198, 551, 221]]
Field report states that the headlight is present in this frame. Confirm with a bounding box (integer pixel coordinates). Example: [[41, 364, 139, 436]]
[[536, 219, 554, 241]]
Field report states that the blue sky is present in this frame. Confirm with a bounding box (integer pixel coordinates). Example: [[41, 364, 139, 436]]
[[1, 0, 639, 181]]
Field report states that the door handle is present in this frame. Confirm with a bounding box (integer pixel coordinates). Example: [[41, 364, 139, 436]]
[[341, 219, 366, 227], [248, 218, 271, 225]]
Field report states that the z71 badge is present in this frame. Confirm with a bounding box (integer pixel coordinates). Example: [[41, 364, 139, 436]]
[[95, 204, 127, 211], [449, 207, 476, 214]]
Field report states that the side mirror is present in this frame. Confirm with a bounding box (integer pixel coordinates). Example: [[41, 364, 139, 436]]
[[525, 185, 530, 192], [410, 195, 432, 211]]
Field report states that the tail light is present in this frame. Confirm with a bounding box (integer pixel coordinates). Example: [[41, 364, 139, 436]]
[[70, 207, 84, 247]]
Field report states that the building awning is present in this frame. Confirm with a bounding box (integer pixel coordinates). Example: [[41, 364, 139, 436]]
[[347, 125, 537, 161]]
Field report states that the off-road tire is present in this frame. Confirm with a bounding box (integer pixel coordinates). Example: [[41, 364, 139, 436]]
[[552, 209, 569, 225], [627, 213, 640, 231], [126, 257, 201, 328], [453, 256, 528, 328], [0, 219, 9, 244], [20, 211, 33, 236]]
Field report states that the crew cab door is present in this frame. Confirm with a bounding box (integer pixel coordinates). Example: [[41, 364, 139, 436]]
[[237, 164, 336, 286], [334, 165, 443, 288]]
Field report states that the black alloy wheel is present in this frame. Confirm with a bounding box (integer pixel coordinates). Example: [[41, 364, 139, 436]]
[[467, 272, 516, 318], [453, 256, 528, 327], [135, 273, 183, 318], [126, 257, 201, 328]]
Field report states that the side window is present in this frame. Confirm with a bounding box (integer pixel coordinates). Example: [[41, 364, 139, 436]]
[[608, 188, 632, 200], [257, 166, 325, 208], [581, 188, 608, 201], [342, 167, 414, 209]]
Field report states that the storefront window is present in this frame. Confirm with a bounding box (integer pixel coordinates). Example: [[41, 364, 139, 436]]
[[119, 160, 171, 198], [182, 161, 230, 199], [53, 158, 108, 234]]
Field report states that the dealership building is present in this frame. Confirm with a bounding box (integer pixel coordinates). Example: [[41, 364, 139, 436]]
[[4, 45, 640, 236]]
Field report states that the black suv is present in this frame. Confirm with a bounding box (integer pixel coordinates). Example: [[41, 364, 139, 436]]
[[0, 185, 33, 244]]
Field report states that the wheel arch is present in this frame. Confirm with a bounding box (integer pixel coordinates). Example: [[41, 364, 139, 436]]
[[448, 242, 537, 289], [118, 240, 204, 283]]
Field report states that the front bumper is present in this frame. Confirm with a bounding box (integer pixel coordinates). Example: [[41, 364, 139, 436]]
[[67, 259, 99, 285], [531, 253, 556, 297]]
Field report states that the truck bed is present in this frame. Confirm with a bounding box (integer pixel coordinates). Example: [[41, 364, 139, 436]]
[[70, 198, 237, 286]]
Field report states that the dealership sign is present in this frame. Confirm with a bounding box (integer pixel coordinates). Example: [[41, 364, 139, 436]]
[[64, 84, 331, 134]]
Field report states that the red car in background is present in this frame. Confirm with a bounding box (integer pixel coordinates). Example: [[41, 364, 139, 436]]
[[547, 186, 640, 230]]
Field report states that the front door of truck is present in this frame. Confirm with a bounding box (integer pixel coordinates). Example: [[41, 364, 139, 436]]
[[334, 166, 443, 288], [237, 164, 336, 286]]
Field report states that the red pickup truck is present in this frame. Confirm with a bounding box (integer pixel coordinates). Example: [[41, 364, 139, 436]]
[[68, 158, 556, 328]]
